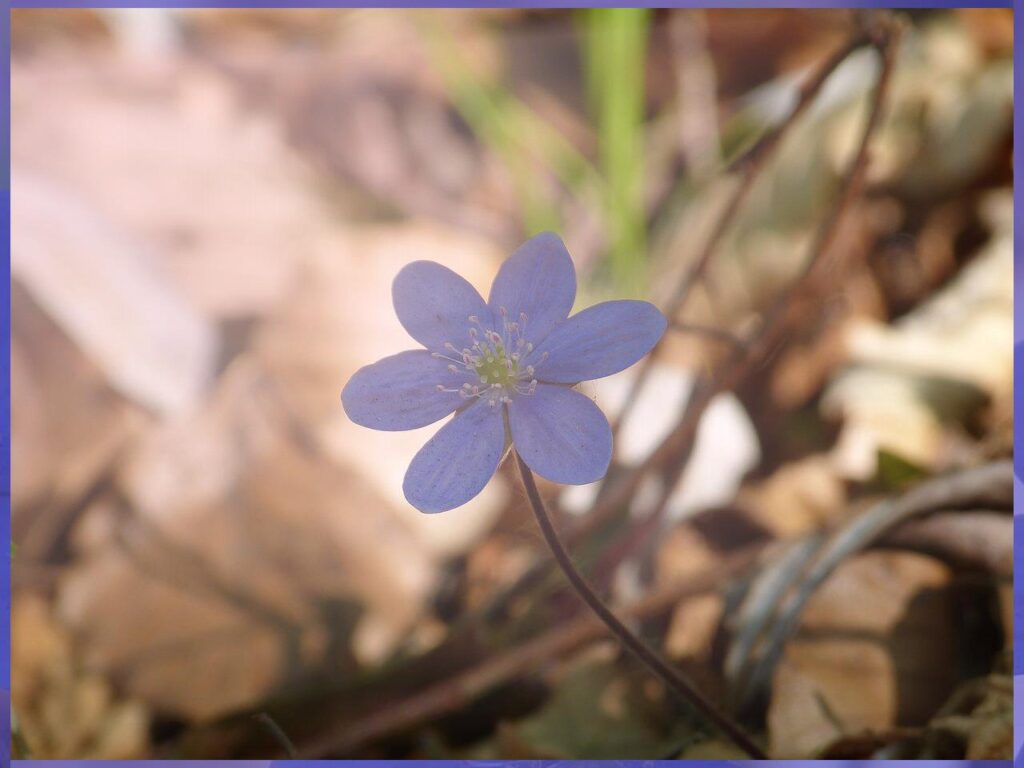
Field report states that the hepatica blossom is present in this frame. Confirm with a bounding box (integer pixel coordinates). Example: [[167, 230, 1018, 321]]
[[342, 232, 666, 513]]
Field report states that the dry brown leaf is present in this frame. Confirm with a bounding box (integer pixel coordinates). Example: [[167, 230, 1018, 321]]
[[12, 9, 112, 52], [825, 194, 1013, 479], [58, 361, 439, 718], [655, 525, 721, 587], [12, 50, 320, 319], [956, 9, 1014, 57], [767, 551, 955, 757], [738, 454, 846, 537], [12, 168, 218, 415], [11, 284, 147, 558], [13, 594, 150, 759], [664, 592, 723, 662]]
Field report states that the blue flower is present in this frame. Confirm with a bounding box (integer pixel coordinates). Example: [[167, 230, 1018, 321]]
[[342, 232, 667, 513]]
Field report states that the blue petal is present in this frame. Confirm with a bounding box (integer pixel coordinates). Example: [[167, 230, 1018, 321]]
[[342, 350, 469, 431], [393, 261, 493, 353], [403, 399, 507, 513], [531, 300, 666, 383], [488, 232, 576, 347], [509, 385, 612, 485]]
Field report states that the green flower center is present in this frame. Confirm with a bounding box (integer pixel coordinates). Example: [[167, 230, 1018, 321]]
[[475, 342, 518, 386], [433, 312, 541, 406]]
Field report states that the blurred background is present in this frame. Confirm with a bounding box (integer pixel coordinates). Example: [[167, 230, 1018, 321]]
[[10, 7, 1013, 760]]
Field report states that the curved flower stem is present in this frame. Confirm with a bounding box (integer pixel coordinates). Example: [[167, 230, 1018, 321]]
[[514, 451, 767, 759]]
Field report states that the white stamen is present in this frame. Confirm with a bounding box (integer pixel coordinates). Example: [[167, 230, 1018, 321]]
[[451, 310, 543, 405]]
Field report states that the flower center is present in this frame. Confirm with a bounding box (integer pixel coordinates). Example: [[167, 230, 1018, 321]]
[[475, 342, 518, 388], [432, 307, 545, 406]]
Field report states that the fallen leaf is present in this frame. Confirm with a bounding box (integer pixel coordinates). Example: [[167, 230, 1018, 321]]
[[12, 50, 320, 319], [12, 594, 150, 758], [824, 193, 1013, 479], [767, 551, 956, 757], [58, 362, 439, 718], [12, 168, 218, 415]]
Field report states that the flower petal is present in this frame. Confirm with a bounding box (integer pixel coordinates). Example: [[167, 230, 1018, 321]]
[[342, 350, 469, 431], [393, 261, 492, 353], [509, 385, 611, 485], [403, 399, 507, 513], [531, 300, 666, 383], [488, 232, 576, 346]]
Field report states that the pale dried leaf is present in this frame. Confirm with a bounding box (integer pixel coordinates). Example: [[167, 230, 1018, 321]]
[[12, 168, 217, 415]]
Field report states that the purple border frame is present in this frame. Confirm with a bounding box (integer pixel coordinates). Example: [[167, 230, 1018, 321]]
[[0, 2, 1015, 766], [2, 1, 1018, 6]]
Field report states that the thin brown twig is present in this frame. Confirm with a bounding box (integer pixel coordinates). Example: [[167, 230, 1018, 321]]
[[670, 320, 746, 350], [514, 452, 767, 759], [583, 19, 897, 534], [599, 11, 900, 549], [599, 13, 903, 577], [613, 28, 874, 438], [486, 13, 901, 620], [298, 540, 767, 758]]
